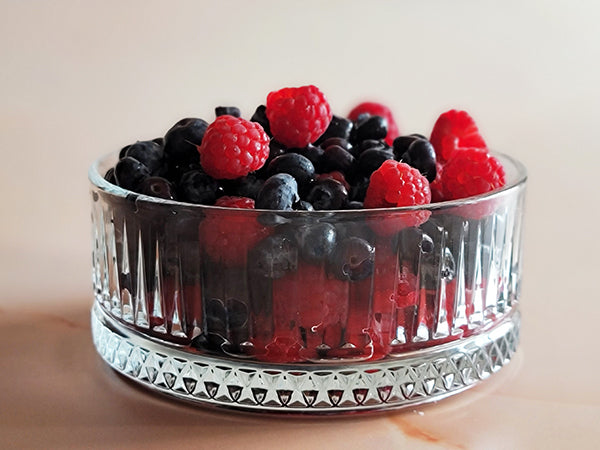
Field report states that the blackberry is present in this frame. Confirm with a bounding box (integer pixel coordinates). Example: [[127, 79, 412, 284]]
[[138, 176, 176, 200], [315, 115, 353, 144], [249, 234, 298, 279], [294, 222, 337, 264], [399, 139, 437, 182], [215, 106, 241, 117], [306, 178, 348, 210], [266, 153, 315, 194], [327, 237, 375, 281], [178, 169, 223, 204], [114, 156, 150, 191], [124, 140, 164, 174], [256, 173, 299, 210], [250, 104, 271, 136]]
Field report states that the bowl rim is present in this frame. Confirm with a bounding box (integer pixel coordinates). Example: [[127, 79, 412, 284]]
[[89, 151, 527, 214]]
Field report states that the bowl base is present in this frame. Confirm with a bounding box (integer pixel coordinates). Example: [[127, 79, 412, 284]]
[[91, 303, 520, 414]]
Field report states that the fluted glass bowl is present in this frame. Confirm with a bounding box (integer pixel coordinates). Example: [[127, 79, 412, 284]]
[[89, 151, 526, 413]]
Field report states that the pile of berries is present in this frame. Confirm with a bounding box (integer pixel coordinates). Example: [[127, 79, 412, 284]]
[[106, 85, 506, 218]]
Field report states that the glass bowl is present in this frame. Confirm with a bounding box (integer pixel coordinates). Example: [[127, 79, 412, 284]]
[[89, 151, 526, 413]]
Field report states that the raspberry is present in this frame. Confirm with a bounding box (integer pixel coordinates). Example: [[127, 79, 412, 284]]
[[198, 210, 270, 265], [348, 101, 400, 146], [266, 85, 332, 148], [364, 161, 432, 235], [441, 148, 505, 201], [215, 195, 255, 209], [364, 160, 431, 208], [198, 115, 270, 180], [429, 110, 487, 163]]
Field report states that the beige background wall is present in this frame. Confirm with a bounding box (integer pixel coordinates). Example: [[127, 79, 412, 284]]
[[1, 0, 598, 304]]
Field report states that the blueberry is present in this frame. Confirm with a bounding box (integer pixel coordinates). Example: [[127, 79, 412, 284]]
[[356, 148, 394, 178], [321, 145, 355, 175], [152, 137, 165, 147], [306, 178, 348, 210], [320, 137, 353, 153], [293, 200, 314, 211], [223, 174, 264, 199], [392, 134, 425, 160], [163, 118, 208, 168], [104, 167, 116, 184], [295, 222, 337, 264], [400, 139, 437, 182], [138, 176, 176, 200], [114, 156, 150, 191], [215, 106, 241, 117], [166, 162, 203, 183], [393, 227, 434, 273], [256, 173, 299, 210], [315, 115, 353, 144], [349, 177, 370, 202], [178, 169, 223, 204], [227, 298, 249, 329], [352, 115, 388, 143], [346, 201, 363, 209], [354, 139, 389, 156], [250, 104, 271, 136], [249, 234, 298, 279], [119, 145, 130, 159], [255, 140, 287, 178], [289, 144, 325, 173], [328, 237, 375, 281], [267, 153, 315, 194], [124, 140, 164, 174]]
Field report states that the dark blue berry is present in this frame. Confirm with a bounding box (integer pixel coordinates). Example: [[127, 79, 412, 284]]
[[354, 139, 389, 156], [114, 156, 150, 191], [356, 148, 394, 178], [256, 173, 299, 210], [178, 169, 223, 204], [104, 167, 116, 184], [399, 139, 437, 182], [138, 176, 176, 200], [250, 104, 271, 136], [328, 237, 375, 281], [346, 201, 363, 209], [352, 115, 388, 143], [289, 144, 325, 173], [392, 134, 424, 160], [249, 234, 298, 279], [293, 200, 314, 211], [152, 137, 164, 147], [267, 153, 315, 193], [255, 140, 287, 178], [315, 115, 353, 144], [320, 137, 353, 153], [294, 223, 337, 264], [124, 140, 164, 174], [350, 177, 370, 202], [223, 174, 264, 199], [321, 145, 355, 175], [119, 145, 130, 159], [306, 178, 348, 210], [215, 106, 241, 117], [163, 118, 208, 168]]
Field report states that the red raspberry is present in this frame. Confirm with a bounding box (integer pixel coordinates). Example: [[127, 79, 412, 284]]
[[364, 161, 431, 234], [266, 85, 332, 148], [198, 115, 270, 180], [215, 195, 255, 209], [198, 210, 270, 265], [429, 161, 445, 202], [429, 110, 487, 163], [441, 148, 506, 201], [348, 101, 400, 146]]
